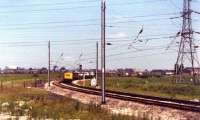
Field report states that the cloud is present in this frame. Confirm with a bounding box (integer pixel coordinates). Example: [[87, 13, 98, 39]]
[[63, 56, 74, 61], [109, 32, 128, 38]]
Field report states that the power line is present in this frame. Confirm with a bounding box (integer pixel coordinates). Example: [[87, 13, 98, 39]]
[[108, 0, 167, 6], [168, 0, 181, 10], [0, 42, 96, 47], [0, 0, 99, 8], [112, 12, 180, 19], [80, 44, 178, 61], [108, 17, 178, 27], [0, 17, 174, 28], [0, 23, 100, 30], [107, 50, 176, 62], [107, 46, 171, 58], [0, 12, 180, 29], [0, 2, 140, 14], [0, 5, 98, 14], [0, 33, 176, 45], [0, 1, 184, 14], [0, 0, 167, 9], [0, 19, 99, 27]]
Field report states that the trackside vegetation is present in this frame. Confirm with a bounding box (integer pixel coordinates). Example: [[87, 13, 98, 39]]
[[0, 87, 128, 119], [83, 76, 200, 100], [105, 76, 200, 100], [0, 74, 148, 120]]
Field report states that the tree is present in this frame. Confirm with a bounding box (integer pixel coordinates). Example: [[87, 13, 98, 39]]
[[53, 65, 58, 72], [60, 67, 66, 72]]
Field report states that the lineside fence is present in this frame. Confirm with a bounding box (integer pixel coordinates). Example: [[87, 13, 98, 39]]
[[0, 75, 47, 90]]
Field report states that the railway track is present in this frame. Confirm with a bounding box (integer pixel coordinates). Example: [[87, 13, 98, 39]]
[[52, 81, 200, 112]]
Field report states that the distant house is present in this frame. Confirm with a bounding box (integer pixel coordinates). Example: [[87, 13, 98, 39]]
[[136, 69, 151, 78], [164, 70, 174, 76], [106, 70, 118, 77], [151, 69, 174, 77], [3, 68, 16, 74], [28, 68, 40, 74], [39, 68, 48, 74], [117, 69, 124, 76], [16, 67, 27, 74], [183, 67, 200, 75], [124, 68, 135, 76], [116, 68, 135, 77], [151, 69, 165, 77]]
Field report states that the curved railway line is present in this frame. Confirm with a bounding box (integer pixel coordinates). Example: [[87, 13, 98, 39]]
[[52, 81, 200, 112]]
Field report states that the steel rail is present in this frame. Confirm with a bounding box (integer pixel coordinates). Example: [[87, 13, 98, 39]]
[[52, 81, 200, 112], [72, 83, 200, 106]]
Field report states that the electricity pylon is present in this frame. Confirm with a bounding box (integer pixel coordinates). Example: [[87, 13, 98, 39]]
[[175, 0, 198, 84]]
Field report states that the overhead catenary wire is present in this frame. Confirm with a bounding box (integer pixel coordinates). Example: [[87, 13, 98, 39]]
[[80, 44, 178, 61], [106, 35, 177, 51], [0, 33, 177, 46]]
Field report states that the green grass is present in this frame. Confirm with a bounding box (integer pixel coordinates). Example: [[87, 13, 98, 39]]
[[0, 74, 145, 120], [0, 87, 93, 119], [0, 73, 62, 88], [0, 87, 139, 120], [86, 76, 200, 100], [0, 73, 62, 83]]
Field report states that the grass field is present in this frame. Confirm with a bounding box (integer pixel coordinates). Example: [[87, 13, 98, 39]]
[[85, 76, 200, 100], [0, 74, 144, 120], [0, 87, 137, 119], [0, 73, 62, 83], [0, 73, 63, 88]]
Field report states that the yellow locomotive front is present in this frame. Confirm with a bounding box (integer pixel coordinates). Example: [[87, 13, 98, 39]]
[[63, 71, 79, 82]]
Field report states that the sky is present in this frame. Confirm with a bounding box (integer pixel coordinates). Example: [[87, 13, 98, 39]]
[[0, 0, 200, 70]]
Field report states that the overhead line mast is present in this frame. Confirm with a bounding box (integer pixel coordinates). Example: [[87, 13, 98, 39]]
[[48, 40, 51, 87], [101, 0, 106, 104]]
